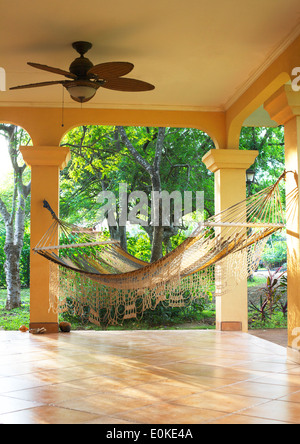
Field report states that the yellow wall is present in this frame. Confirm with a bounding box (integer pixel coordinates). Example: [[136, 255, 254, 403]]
[[0, 107, 226, 149]]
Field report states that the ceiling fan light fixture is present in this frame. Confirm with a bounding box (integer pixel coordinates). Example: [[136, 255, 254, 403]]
[[66, 84, 97, 103]]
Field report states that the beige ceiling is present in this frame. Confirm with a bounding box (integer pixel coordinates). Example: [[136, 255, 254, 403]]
[[0, 0, 300, 111]]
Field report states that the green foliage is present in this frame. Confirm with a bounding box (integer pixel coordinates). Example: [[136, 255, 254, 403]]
[[127, 231, 152, 262], [249, 311, 287, 330], [261, 232, 287, 269], [60, 125, 215, 226], [19, 230, 30, 288], [0, 288, 30, 330], [137, 299, 209, 328], [0, 283, 289, 331], [249, 267, 287, 326], [240, 126, 285, 193]]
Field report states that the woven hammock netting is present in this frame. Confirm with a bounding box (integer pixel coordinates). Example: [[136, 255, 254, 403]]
[[34, 173, 291, 326]]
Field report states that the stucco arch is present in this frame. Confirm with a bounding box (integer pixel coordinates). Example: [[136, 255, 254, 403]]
[[59, 121, 218, 152], [0, 119, 33, 144], [0, 107, 225, 149], [226, 72, 291, 150]]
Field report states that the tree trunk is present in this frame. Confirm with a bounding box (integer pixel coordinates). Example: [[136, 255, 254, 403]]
[[109, 223, 127, 251], [4, 243, 22, 309], [150, 173, 163, 262], [117, 126, 166, 263], [151, 225, 164, 262]]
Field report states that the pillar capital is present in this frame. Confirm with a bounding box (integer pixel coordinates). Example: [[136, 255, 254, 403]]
[[264, 84, 300, 125], [20, 145, 70, 170], [202, 149, 258, 173]]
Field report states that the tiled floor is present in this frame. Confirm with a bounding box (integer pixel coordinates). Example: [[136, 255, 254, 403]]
[[0, 329, 299, 424]]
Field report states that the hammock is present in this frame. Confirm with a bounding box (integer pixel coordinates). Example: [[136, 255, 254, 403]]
[[34, 172, 290, 326]]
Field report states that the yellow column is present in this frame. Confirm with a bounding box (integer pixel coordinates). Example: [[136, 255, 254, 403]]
[[265, 85, 300, 359], [20, 146, 70, 333], [202, 149, 258, 332]]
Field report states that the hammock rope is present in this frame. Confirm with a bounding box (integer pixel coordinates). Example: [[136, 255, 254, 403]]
[[34, 171, 292, 326]]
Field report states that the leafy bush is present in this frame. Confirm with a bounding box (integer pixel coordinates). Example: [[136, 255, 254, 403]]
[[248, 267, 287, 328], [127, 232, 152, 262], [261, 234, 287, 269]]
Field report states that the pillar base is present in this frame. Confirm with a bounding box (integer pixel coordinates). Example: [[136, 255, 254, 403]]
[[29, 322, 59, 334], [216, 321, 242, 331]]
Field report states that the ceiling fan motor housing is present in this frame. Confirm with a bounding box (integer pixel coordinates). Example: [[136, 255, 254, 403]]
[[69, 56, 94, 78]]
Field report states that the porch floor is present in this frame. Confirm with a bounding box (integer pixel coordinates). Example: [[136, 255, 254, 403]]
[[0, 329, 299, 424]]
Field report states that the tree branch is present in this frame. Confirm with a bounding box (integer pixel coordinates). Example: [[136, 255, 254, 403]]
[[153, 127, 166, 173], [116, 126, 153, 174], [0, 197, 10, 224]]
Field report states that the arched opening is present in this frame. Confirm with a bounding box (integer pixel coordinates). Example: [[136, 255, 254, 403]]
[[54, 124, 217, 328], [59, 125, 216, 255]]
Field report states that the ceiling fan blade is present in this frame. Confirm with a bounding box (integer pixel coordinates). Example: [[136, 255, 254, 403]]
[[28, 62, 77, 79], [102, 77, 155, 92], [88, 62, 134, 80], [10, 80, 66, 90]]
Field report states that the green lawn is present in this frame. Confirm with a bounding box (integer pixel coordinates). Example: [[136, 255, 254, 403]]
[[0, 273, 287, 332], [0, 288, 30, 331], [0, 288, 216, 331], [247, 274, 266, 288]]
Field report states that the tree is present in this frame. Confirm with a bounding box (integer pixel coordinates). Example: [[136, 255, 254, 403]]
[[60, 125, 130, 248], [0, 125, 31, 309], [61, 125, 215, 262], [239, 126, 285, 192], [60, 125, 286, 266], [117, 126, 166, 261]]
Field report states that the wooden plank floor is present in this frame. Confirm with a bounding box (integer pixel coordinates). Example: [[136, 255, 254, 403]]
[[0, 329, 299, 424]]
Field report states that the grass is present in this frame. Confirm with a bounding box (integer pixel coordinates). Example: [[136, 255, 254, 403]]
[[0, 276, 287, 332], [248, 311, 287, 330], [247, 274, 266, 288], [0, 289, 216, 331], [0, 288, 30, 331]]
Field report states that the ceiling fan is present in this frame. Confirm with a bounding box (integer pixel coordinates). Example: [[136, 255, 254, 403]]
[[10, 41, 155, 103]]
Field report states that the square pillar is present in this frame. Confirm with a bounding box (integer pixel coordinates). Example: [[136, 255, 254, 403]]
[[285, 117, 300, 348], [20, 146, 70, 333], [265, 85, 300, 360], [202, 149, 258, 332]]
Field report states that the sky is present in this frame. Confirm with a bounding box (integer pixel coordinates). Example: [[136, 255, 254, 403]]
[[0, 135, 12, 183]]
